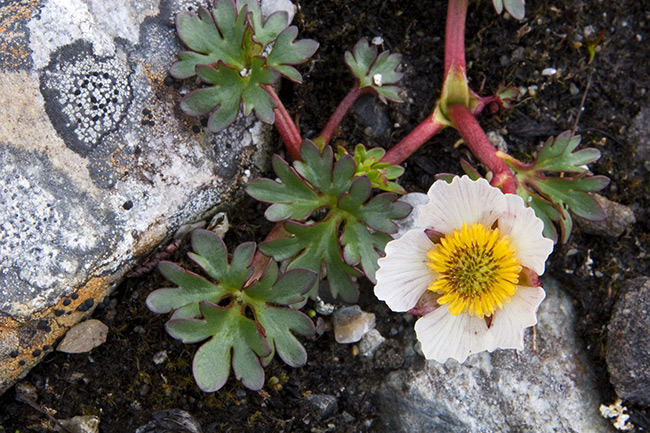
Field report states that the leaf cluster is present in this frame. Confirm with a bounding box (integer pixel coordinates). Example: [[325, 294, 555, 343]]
[[171, 0, 318, 131], [503, 131, 609, 243], [146, 229, 317, 392], [344, 38, 404, 103], [336, 144, 406, 194], [247, 141, 412, 302]]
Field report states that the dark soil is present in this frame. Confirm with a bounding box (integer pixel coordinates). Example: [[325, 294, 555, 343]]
[[2, 0, 650, 432]]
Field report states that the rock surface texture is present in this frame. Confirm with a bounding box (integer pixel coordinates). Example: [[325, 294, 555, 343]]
[[0, 0, 277, 394], [373, 278, 614, 433], [606, 277, 650, 406]]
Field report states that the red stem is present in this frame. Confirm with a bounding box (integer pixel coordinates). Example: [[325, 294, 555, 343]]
[[318, 82, 366, 147], [264, 85, 302, 161], [381, 116, 445, 165], [447, 104, 516, 193], [444, 0, 468, 77]]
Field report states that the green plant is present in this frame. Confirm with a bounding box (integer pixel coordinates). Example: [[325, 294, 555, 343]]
[[152, 0, 613, 389], [171, 0, 318, 132], [500, 132, 609, 242], [146, 230, 316, 391], [247, 141, 411, 302]]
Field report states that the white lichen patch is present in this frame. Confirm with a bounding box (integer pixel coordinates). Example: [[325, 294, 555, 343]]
[[28, 0, 159, 69], [41, 47, 131, 152]]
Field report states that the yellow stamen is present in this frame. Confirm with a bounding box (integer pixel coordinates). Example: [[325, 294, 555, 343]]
[[426, 222, 521, 318]]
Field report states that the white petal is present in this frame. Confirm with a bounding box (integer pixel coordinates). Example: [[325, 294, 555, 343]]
[[498, 194, 554, 275], [418, 176, 507, 234], [414, 307, 491, 363], [487, 285, 545, 351], [375, 230, 434, 312]]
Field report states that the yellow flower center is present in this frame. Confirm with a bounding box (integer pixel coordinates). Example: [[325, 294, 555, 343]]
[[426, 222, 522, 318]]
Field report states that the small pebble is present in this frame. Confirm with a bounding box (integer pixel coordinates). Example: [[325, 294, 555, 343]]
[[359, 329, 386, 357], [57, 319, 109, 354], [542, 67, 557, 76], [63, 299, 71, 306], [59, 415, 101, 433], [332, 306, 376, 344], [153, 351, 168, 365], [163, 76, 174, 86], [313, 297, 336, 316], [306, 394, 338, 418]]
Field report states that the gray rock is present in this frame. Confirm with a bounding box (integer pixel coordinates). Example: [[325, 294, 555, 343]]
[[606, 277, 650, 406], [574, 194, 636, 238], [373, 277, 613, 433], [0, 0, 277, 394], [332, 305, 376, 344], [56, 319, 109, 353]]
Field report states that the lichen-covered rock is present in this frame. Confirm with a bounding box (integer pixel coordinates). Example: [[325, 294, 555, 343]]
[[606, 277, 650, 406], [373, 278, 613, 433], [0, 0, 282, 395]]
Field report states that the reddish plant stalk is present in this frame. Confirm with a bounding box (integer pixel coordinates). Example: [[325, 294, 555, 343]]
[[264, 85, 302, 161], [447, 104, 516, 193], [318, 82, 366, 147], [444, 0, 468, 77], [381, 117, 445, 165]]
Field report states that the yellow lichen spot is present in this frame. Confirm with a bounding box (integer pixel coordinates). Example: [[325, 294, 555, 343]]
[[427, 222, 521, 318]]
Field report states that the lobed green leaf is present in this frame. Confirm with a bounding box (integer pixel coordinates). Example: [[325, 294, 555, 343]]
[[344, 38, 404, 103]]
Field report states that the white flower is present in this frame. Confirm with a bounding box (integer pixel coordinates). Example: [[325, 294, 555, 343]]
[[374, 176, 554, 363]]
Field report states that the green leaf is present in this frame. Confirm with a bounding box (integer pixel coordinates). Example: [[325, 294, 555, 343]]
[[180, 63, 242, 130], [344, 38, 404, 103], [536, 132, 601, 173], [341, 220, 391, 284], [246, 266, 317, 307], [170, 4, 246, 79], [240, 57, 280, 123], [166, 302, 270, 392], [237, 0, 287, 46], [255, 306, 314, 367], [261, 220, 361, 302], [246, 155, 326, 221], [532, 176, 608, 220], [146, 262, 224, 315], [267, 26, 319, 83]]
